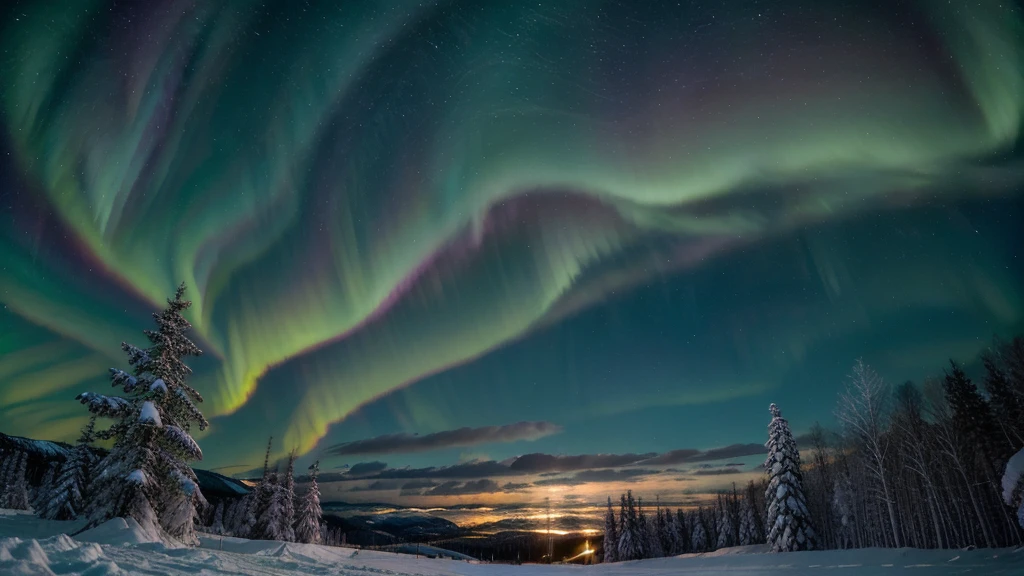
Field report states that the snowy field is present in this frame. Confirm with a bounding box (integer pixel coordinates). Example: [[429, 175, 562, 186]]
[[2, 510, 1023, 575]]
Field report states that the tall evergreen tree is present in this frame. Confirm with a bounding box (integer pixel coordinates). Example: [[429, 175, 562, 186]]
[[636, 498, 655, 558], [739, 495, 757, 545], [280, 451, 297, 542], [250, 437, 275, 536], [676, 509, 689, 554], [603, 497, 618, 563], [690, 508, 707, 552], [945, 361, 1007, 474], [617, 491, 641, 561], [832, 471, 856, 549], [45, 417, 97, 520], [716, 494, 735, 549], [765, 403, 816, 552], [295, 461, 323, 544], [77, 284, 208, 543]]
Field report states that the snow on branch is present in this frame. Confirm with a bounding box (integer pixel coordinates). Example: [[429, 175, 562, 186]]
[[139, 401, 162, 427], [76, 392, 132, 419], [164, 425, 203, 460]]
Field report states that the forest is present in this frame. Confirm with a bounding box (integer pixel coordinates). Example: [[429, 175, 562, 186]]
[[602, 337, 1024, 562]]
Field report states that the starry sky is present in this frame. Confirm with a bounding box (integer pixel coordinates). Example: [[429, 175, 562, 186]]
[[1, 0, 1023, 512]]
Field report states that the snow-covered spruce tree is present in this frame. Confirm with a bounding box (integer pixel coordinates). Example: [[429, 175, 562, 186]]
[[675, 509, 689, 553], [832, 472, 856, 549], [233, 493, 258, 538], [764, 403, 816, 552], [280, 451, 297, 542], [738, 495, 757, 545], [1004, 448, 1024, 529], [210, 501, 225, 535], [617, 491, 641, 561], [656, 506, 671, 556], [76, 283, 209, 543], [603, 497, 618, 562], [5, 452, 31, 510], [690, 508, 707, 552], [258, 467, 296, 541], [637, 499, 655, 558], [45, 416, 97, 520], [716, 494, 734, 549], [295, 460, 323, 544], [250, 437, 275, 537]]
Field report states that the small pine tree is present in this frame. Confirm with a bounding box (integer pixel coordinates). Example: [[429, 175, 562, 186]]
[[256, 468, 293, 541], [832, 472, 856, 549], [945, 361, 1007, 475], [295, 461, 323, 544], [675, 509, 689, 554], [4, 452, 31, 510], [45, 417, 97, 520], [716, 495, 734, 549], [617, 491, 641, 561], [738, 495, 756, 546], [1002, 448, 1024, 530], [637, 499, 656, 558], [764, 403, 817, 552], [663, 508, 682, 555], [210, 501, 225, 535], [236, 493, 258, 538], [251, 437, 275, 537], [280, 451, 297, 542], [603, 497, 618, 563], [690, 508, 707, 552]]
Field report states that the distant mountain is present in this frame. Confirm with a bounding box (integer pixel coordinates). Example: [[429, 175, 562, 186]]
[[0, 432, 250, 499]]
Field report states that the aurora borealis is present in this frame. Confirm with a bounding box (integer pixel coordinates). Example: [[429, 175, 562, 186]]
[[2, 0, 1024, 508]]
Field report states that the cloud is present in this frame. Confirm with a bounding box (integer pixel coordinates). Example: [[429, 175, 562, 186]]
[[346, 461, 388, 476], [501, 482, 531, 493], [534, 468, 657, 487], [325, 422, 562, 456], [348, 480, 401, 492], [318, 445, 765, 488], [572, 468, 658, 482], [425, 479, 503, 496], [641, 444, 763, 465], [371, 460, 513, 479], [508, 452, 656, 473], [690, 468, 748, 476], [399, 480, 439, 491], [398, 479, 439, 497]]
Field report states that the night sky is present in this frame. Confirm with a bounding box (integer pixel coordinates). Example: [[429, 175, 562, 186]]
[[1, 0, 1023, 516]]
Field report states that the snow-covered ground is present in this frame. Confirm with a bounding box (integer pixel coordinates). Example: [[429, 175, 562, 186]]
[[1, 510, 1022, 575]]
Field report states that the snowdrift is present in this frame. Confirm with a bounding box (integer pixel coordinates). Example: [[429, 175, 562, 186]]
[[2, 509, 1024, 575]]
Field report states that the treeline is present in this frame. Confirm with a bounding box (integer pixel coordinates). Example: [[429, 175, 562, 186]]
[[602, 336, 1024, 561], [602, 483, 767, 562], [210, 437, 324, 545]]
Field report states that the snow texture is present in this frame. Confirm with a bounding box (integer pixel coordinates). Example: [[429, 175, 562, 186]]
[[1002, 448, 1024, 505], [139, 401, 162, 426], [2, 510, 1021, 575]]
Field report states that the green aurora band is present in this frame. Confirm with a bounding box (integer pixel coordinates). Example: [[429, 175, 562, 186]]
[[1, 0, 1023, 465]]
